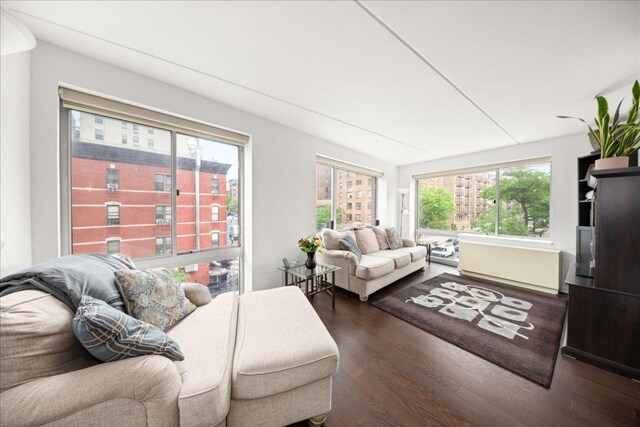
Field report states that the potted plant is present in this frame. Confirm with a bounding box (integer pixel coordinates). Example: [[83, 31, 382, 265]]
[[559, 80, 639, 169], [298, 235, 323, 269]]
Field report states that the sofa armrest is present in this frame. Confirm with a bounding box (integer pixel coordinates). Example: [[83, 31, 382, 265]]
[[317, 249, 359, 275], [0, 355, 181, 426], [402, 238, 417, 247]]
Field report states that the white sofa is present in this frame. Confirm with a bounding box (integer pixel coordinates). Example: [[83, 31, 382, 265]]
[[0, 285, 339, 427], [317, 227, 427, 302]]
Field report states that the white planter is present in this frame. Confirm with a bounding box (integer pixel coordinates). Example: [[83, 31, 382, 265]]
[[594, 156, 629, 170]]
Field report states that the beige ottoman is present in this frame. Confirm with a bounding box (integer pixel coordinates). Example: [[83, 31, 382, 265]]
[[227, 286, 339, 427]]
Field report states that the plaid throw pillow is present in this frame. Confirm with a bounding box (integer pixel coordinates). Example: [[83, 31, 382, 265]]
[[339, 234, 362, 261], [73, 296, 184, 362], [114, 268, 196, 331]]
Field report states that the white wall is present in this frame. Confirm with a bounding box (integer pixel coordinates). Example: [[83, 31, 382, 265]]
[[1, 51, 32, 276], [398, 134, 593, 285], [29, 42, 398, 291]]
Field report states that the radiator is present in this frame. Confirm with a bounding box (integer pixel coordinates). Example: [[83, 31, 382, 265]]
[[458, 241, 561, 294]]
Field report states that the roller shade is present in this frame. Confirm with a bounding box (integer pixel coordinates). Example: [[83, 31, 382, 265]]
[[60, 87, 249, 146], [412, 156, 551, 180], [316, 154, 384, 178]]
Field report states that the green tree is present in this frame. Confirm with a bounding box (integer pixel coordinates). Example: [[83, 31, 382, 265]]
[[315, 206, 343, 231], [472, 204, 529, 236], [419, 186, 455, 229], [226, 195, 238, 212], [481, 168, 550, 235]]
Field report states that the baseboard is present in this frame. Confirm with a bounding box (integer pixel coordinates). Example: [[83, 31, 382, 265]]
[[561, 346, 640, 380]]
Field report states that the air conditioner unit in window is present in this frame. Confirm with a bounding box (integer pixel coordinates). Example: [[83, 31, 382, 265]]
[[184, 264, 198, 273], [107, 183, 119, 191], [155, 219, 169, 225]]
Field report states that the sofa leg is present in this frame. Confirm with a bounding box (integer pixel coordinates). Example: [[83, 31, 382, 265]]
[[308, 414, 327, 426], [359, 295, 368, 302]]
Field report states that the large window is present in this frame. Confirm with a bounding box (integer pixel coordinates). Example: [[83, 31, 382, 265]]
[[62, 88, 246, 294], [415, 160, 551, 265], [315, 157, 380, 232]]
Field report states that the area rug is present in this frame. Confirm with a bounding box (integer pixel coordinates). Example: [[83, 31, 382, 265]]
[[372, 273, 567, 387]]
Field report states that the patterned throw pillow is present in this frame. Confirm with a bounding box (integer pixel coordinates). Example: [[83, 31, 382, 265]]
[[114, 268, 196, 331], [385, 227, 404, 250], [73, 296, 184, 362], [339, 234, 362, 261]]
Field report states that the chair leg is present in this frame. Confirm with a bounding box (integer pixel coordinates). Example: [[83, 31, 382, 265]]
[[359, 295, 368, 302], [308, 414, 327, 426]]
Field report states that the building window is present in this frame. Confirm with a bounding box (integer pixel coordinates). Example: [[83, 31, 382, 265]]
[[148, 138, 154, 148], [346, 202, 353, 210], [95, 129, 104, 141], [355, 214, 362, 222], [211, 232, 220, 248], [356, 179, 362, 186], [356, 191, 362, 198], [211, 178, 220, 194], [367, 214, 373, 221], [155, 174, 171, 192], [347, 181, 353, 189], [106, 240, 120, 254], [346, 214, 352, 221], [132, 124, 139, 132], [211, 205, 220, 221], [155, 205, 171, 223], [148, 127, 154, 134], [121, 134, 127, 144], [367, 201, 373, 210], [133, 135, 139, 146], [106, 205, 120, 226], [121, 121, 127, 129], [106, 168, 119, 188], [155, 236, 171, 255], [95, 116, 104, 124], [356, 202, 362, 210], [347, 192, 352, 199]]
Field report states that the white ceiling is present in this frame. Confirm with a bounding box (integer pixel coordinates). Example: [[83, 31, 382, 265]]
[[4, 1, 639, 165]]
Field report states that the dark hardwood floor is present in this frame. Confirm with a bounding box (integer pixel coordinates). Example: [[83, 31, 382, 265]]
[[297, 264, 640, 427]]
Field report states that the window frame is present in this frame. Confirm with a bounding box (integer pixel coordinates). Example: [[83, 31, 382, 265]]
[[106, 239, 120, 254], [60, 94, 247, 292], [106, 204, 120, 226]]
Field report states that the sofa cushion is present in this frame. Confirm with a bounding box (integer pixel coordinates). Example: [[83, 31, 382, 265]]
[[322, 229, 356, 250], [385, 227, 404, 250], [372, 226, 390, 250], [232, 287, 339, 400], [73, 296, 184, 362], [171, 292, 238, 426], [368, 250, 411, 269], [354, 228, 380, 255], [114, 268, 196, 331], [0, 290, 96, 392], [181, 282, 212, 306], [397, 245, 428, 262], [339, 234, 362, 261], [355, 255, 395, 280]]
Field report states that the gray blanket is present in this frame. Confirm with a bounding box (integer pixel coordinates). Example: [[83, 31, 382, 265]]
[[0, 254, 135, 311]]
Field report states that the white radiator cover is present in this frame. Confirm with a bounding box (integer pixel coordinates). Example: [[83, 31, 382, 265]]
[[458, 241, 561, 294]]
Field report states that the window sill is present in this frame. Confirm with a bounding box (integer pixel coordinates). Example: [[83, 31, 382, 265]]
[[458, 233, 553, 247]]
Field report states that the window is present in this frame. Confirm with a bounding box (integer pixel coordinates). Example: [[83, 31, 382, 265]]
[[155, 205, 171, 222], [172, 258, 239, 296], [121, 134, 127, 144], [106, 205, 120, 225], [211, 178, 220, 194], [95, 129, 104, 141], [355, 214, 362, 222], [211, 205, 220, 221], [415, 159, 551, 265], [155, 174, 171, 192], [107, 240, 120, 254], [155, 236, 171, 255], [106, 168, 119, 187], [148, 138, 155, 148], [95, 116, 104, 124], [315, 158, 379, 231], [62, 91, 245, 292]]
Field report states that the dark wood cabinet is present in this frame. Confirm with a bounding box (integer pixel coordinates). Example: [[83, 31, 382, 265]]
[[562, 167, 640, 380]]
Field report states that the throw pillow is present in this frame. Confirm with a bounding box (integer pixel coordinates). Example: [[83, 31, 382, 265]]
[[385, 227, 404, 250], [114, 268, 196, 331], [355, 228, 380, 255], [73, 296, 184, 362], [181, 282, 212, 306], [322, 229, 342, 250], [339, 234, 362, 261], [372, 226, 390, 250]]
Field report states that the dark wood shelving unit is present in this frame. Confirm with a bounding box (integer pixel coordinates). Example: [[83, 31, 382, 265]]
[[562, 166, 640, 380]]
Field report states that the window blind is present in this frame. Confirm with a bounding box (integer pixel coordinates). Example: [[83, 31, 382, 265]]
[[316, 154, 384, 178], [59, 87, 249, 146]]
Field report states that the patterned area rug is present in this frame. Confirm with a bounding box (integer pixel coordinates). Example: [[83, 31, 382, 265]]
[[372, 273, 567, 387]]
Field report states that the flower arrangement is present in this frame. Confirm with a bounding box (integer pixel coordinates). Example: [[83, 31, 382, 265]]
[[298, 235, 322, 253]]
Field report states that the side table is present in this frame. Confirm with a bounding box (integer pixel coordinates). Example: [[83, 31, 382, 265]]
[[276, 263, 340, 310]]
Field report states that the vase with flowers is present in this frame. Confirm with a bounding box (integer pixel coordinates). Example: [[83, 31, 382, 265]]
[[298, 235, 322, 270]]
